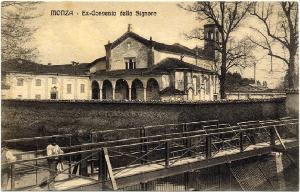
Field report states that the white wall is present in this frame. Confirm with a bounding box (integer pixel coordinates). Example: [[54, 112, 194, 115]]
[[3, 73, 91, 100]]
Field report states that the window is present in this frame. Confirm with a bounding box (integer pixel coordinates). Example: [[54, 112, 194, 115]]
[[52, 78, 57, 84], [35, 94, 41, 99], [127, 42, 132, 48], [80, 84, 85, 93], [17, 78, 24, 86], [125, 58, 136, 69], [35, 79, 41, 86], [67, 84, 72, 94]]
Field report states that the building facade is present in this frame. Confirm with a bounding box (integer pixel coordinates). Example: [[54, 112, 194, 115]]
[[89, 24, 220, 101], [1, 60, 91, 100], [2, 24, 220, 101]]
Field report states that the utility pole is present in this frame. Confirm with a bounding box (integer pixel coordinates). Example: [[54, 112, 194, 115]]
[[253, 62, 256, 84]]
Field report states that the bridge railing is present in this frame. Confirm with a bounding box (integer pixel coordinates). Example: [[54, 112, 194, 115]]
[[1, 118, 298, 190]]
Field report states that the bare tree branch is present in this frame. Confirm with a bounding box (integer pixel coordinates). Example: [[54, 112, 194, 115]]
[[179, 2, 255, 98], [1, 2, 42, 62], [249, 2, 298, 89]]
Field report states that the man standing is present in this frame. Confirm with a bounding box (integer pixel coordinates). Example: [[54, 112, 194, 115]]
[[1, 141, 16, 190], [46, 137, 64, 187]]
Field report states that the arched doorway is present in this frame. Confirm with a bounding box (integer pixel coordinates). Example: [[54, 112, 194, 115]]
[[92, 81, 100, 99], [146, 78, 160, 100], [131, 79, 144, 100], [115, 79, 129, 100], [102, 80, 113, 100], [50, 86, 58, 99]]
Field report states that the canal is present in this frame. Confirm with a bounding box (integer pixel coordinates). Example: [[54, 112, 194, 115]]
[[121, 153, 298, 191]]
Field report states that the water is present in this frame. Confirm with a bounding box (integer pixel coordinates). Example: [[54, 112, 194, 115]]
[[122, 154, 299, 191]]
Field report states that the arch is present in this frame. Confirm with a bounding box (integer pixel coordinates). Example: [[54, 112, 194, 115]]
[[102, 80, 113, 100], [131, 79, 144, 100], [115, 79, 129, 100], [92, 81, 100, 99], [146, 78, 160, 100]]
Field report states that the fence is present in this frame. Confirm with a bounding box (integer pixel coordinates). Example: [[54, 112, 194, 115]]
[[1, 117, 298, 190]]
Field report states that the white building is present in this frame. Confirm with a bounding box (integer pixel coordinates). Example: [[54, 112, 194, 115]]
[[2, 59, 91, 100], [2, 24, 220, 101]]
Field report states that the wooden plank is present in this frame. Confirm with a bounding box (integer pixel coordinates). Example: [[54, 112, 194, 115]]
[[103, 148, 118, 190], [273, 126, 286, 151]]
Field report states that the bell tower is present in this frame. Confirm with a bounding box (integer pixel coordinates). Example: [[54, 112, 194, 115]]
[[204, 24, 219, 60]]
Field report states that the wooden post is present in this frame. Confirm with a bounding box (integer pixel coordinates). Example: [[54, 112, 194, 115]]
[[103, 148, 117, 190], [270, 127, 275, 146], [140, 128, 148, 164], [165, 141, 169, 167], [68, 136, 72, 178], [239, 131, 244, 152], [143, 128, 148, 163], [10, 164, 15, 190], [90, 133, 94, 175], [183, 123, 192, 157], [98, 149, 107, 190], [99, 149, 107, 181], [35, 141, 38, 185], [206, 135, 212, 158]]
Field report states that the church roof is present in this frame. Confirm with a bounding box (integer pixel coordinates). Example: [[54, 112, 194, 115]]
[[88, 56, 106, 68], [2, 59, 90, 76], [94, 58, 215, 77], [151, 58, 214, 73], [107, 31, 213, 60]]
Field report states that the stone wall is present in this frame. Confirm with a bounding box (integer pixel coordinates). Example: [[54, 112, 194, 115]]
[[1, 98, 286, 139], [110, 37, 149, 70]]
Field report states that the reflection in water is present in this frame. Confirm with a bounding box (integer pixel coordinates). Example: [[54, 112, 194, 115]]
[[123, 153, 298, 191]]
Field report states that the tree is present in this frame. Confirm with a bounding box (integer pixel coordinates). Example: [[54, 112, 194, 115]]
[[179, 2, 255, 99], [249, 2, 298, 89], [1, 2, 41, 62]]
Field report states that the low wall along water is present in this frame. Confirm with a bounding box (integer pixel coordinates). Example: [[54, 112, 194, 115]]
[[1, 98, 287, 139]]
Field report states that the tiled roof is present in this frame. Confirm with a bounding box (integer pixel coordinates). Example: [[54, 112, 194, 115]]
[[94, 58, 215, 77], [108, 31, 213, 60], [2, 59, 90, 76], [88, 56, 106, 68], [151, 58, 214, 73]]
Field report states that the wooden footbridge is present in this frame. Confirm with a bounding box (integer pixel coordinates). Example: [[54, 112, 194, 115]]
[[2, 117, 298, 191]]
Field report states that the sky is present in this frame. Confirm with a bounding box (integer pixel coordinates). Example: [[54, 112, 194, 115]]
[[4, 2, 289, 88]]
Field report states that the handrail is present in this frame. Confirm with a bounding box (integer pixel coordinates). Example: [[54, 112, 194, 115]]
[[5, 119, 298, 157], [4, 120, 220, 143], [2, 121, 298, 166]]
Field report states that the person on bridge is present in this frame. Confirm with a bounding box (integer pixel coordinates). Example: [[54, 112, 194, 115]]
[[71, 130, 89, 176], [1, 141, 17, 190], [46, 137, 64, 186]]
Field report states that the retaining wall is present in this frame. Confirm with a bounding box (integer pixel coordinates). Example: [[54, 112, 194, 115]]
[[1, 98, 287, 139]]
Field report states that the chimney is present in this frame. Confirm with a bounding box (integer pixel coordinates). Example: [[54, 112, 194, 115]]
[[128, 24, 132, 32], [148, 36, 154, 68], [105, 41, 112, 70]]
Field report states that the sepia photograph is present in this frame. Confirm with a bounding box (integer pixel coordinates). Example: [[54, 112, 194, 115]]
[[1, 1, 299, 191]]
